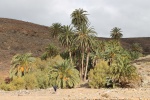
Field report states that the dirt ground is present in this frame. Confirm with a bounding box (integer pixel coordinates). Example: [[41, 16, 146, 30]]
[[0, 87, 150, 100]]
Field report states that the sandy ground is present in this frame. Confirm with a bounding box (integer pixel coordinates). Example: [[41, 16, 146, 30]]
[[0, 87, 150, 100]]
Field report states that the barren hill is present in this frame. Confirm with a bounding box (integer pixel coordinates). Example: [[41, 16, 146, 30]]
[[0, 18, 62, 78], [0, 18, 150, 78]]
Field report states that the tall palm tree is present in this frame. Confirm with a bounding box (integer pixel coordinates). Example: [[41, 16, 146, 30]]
[[10, 53, 35, 79], [58, 25, 75, 64], [71, 8, 89, 30], [75, 25, 96, 81], [50, 23, 63, 38], [110, 27, 123, 41]]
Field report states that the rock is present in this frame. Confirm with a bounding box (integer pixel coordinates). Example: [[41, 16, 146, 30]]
[[101, 93, 109, 98]]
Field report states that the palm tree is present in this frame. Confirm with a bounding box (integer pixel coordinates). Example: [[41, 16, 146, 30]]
[[41, 44, 59, 60], [58, 25, 75, 64], [110, 27, 123, 41], [110, 56, 139, 87], [48, 60, 80, 88], [50, 23, 63, 38], [75, 25, 96, 81], [71, 8, 89, 30], [10, 53, 35, 79]]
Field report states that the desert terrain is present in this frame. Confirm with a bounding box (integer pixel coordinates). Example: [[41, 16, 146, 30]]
[[0, 18, 150, 99]]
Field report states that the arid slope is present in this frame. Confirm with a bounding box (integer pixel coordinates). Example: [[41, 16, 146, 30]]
[[0, 18, 150, 79]]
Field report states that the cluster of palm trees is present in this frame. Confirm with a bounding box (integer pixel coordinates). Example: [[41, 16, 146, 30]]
[[50, 8, 99, 81], [7, 8, 142, 90], [50, 8, 125, 81]]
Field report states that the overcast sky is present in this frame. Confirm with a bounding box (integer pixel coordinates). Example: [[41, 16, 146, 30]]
[[0, 0, 150, 37]]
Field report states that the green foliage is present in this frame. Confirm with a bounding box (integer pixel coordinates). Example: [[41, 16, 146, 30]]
[[41, 44, 59, 60], [130, 43, 143, 60], [60, 51, 69, 59], [131, 43, 143, 53], [48, 60, 80, 88], [88, 60, 110, 88], [0, 77, 25, 91], [0, 82, 16, 91], [110, 56, 140, 87], [23, 73, 38, 90], [11, 77, 25, 90], [9, 53, 35, 79], [50, 23, 63, 38], [110, 27, 123, 40], [71, 8, 89, 30], [34, 70, 50, 89], [130, 51, 142, 60], [34, 58, 49, 71]]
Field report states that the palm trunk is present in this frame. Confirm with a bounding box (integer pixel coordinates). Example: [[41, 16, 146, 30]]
[[84, 52, 90, 81], [79, 65, 82, 80], [81, 51, 84, 81], [69, 49, 73, 65]]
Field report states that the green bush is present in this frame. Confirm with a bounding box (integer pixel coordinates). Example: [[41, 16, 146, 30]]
[[23, 73, 38, 90], [0, 82, 16, 91], [11, 77, 25, 90], [35, 70, 50, 89], [33, 58, 49, 71], [88, 60, 110, 88], [130, 51, 142, 60]]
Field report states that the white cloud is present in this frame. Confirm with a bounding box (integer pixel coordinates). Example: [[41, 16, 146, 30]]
[[0, 0, 150, 37]]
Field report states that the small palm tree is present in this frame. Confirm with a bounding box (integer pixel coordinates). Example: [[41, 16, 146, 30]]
[[50, 23, 63, 38], [71, 8, 89, 30], [110, 27, 123, 41], [48, 60, 80, 88], [41, 44, 59, 60], [110, 56, 139, 87], [10, 53, 35, 79]]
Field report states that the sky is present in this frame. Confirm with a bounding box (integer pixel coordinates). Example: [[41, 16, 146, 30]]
[[0, 0, 150, 38]]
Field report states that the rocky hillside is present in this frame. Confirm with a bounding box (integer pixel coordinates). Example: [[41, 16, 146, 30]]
[[0, 18, 150, 78]]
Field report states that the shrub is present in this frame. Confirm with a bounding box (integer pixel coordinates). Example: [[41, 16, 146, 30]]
[[34, 58, 49, 71], [11, 77, 25, 90], [23, 73, 38, 90], [88, 60, 110, 88], [35, 70, 50, 89], [0, 82, 16, 91], [130, 51, 142, 60], [110, 57, 140, 87]]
